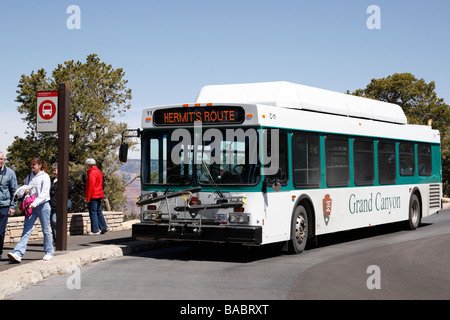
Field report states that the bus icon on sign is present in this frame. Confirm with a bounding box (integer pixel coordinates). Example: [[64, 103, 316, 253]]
[[42, 103, 53, 116], [39, 100, 56, 120]]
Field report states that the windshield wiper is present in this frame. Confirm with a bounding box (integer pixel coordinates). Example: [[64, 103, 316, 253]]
[[163, 174, 189, 195], [201, 158, 224, 198]]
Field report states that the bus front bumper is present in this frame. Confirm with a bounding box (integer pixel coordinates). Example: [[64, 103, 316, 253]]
[[132, 222, 263, 245]]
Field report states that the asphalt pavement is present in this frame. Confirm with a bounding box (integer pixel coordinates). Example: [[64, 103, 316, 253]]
[[7, 210, 450, 301], [1, 229, 126, 271], [0, 228, 162, 299], [1, 203, 449, 300]]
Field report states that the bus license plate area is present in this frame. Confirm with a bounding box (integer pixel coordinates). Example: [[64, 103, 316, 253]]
[[142, 211, 162, 221]]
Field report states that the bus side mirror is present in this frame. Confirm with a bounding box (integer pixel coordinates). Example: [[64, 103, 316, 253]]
[[119, 143, 129, 162], [262, 177, 282, 193], [272, 181, 281, 192]]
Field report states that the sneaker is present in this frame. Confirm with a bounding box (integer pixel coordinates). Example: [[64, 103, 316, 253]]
[[88, 231, 100, 235], [43, 254, 54, 261], [8, 252, 22, 263], [100, 228, 111, 234]]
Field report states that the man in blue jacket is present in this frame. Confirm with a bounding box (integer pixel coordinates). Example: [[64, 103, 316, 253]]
[[0, 152, 18, 259]]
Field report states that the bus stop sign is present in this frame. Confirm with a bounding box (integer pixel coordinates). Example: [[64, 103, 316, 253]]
[[37, 91, 58, 132]]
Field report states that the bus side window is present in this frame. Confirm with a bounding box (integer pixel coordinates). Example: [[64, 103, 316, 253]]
[[292, 132, 320, 188], [418, 143, 432, 176], [399, 142, 416, 176], [264, 129, 288, 185], [378, 140, 396, 184], [326, 135, 349, 187], [354, 138, 374, 186]]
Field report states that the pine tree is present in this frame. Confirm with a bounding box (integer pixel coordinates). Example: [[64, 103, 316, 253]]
[[9, 54, 133, 212]]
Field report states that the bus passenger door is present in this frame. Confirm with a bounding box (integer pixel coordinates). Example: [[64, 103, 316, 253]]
[[261, 129, 291, 243]]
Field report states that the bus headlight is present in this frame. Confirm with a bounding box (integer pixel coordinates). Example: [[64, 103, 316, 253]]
[[229, 213, 250, 224]]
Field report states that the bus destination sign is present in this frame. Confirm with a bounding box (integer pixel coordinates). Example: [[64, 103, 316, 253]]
[[153, 106, 245, 126]]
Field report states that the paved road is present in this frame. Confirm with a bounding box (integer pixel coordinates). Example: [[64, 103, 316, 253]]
[[0, 230, 135, 272], [10, 209, 450, 300]]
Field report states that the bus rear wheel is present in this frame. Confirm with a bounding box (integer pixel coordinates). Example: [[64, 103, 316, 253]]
[[289, 205, 309, 254], [407, 193, 421, 230]]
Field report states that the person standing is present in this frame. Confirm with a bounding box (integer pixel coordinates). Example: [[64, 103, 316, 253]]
[[8, 156, 54, 262], [0, 152, 18, 260], [85, 158, 109, 235], [49, 163, 74, 243], [49, 163, 58, 244]]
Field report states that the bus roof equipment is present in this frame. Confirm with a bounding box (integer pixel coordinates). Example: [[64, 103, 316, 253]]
[[196, 81, 407, 125]]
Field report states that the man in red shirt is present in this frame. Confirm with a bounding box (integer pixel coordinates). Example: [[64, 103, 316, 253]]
[[85, 158, 109, 235]]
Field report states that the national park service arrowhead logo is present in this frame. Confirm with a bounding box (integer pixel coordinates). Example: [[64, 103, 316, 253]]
[[322, 194, 332, 225], [189, 211, 198, 219]]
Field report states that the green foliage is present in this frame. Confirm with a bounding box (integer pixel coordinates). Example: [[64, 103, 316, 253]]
[[8, 54, 133, 211], [349, 73, 450, 196]]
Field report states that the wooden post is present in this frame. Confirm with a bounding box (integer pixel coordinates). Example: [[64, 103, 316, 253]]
[[56, 82, 70, 251]]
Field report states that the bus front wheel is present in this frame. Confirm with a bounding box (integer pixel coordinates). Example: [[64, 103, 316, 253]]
[[289, 205, 309, 254]]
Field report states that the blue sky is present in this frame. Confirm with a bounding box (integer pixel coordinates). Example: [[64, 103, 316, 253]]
[[1, 0, 449, 158]]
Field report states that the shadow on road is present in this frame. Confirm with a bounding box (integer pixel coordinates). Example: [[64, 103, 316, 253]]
[[133, 241, 284, 263], [313, 220, 431, 249], [132, 219, 437, 263]]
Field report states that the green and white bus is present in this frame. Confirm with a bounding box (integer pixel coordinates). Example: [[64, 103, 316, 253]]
[[121, 81, 443, 253]]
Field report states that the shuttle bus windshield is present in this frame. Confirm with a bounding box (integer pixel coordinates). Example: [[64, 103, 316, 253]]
[[141, 129, 261, 186]]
